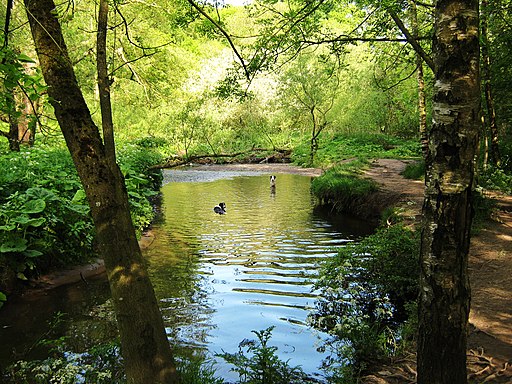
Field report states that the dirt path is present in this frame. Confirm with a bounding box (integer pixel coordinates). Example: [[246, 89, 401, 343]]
[[362, 159, 512, 383]]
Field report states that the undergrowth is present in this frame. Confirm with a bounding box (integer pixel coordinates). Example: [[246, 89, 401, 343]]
[[310, 160, 378, 214], [0, 142, 164, 303], [310, 224, 420, 380]]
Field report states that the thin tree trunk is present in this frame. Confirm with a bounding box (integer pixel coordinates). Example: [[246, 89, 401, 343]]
[[417, 1, 480, 383], [408, 0, 428, 159], [24, 0, 180, 382], [481, 0, 501, 167], [97, 0, 116, 166], [2, 0, 19, 152]]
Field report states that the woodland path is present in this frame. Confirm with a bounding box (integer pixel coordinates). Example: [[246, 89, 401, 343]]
[[362, 159, 512, 384]]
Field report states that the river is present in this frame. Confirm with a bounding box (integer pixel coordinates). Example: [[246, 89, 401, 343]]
[[0, 166, 374, 382]]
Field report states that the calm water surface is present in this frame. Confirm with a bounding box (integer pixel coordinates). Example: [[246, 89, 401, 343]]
[[148, 169, 373, 380], [0, 167, 373, 381]]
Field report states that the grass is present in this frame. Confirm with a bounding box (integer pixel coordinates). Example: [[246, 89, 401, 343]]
[[310, 159, 379, 214]]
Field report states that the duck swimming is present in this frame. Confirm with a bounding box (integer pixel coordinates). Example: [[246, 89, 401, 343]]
[[214, 202, 226, 214]]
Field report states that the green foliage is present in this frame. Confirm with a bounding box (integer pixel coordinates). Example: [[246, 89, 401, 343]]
[[311, 225, 420, 376], [217, 326, 313, 384], [311, 160, 378, 212], [177, 356, 224, 384], [0, 290, 6, 308], [401, 160, 425, 180], [0, 147, 94, 279], [3, 342, 126, 384], [0, 144, 163, 286], [0, 47, 47, 134], [0, 186, 94, 279], [293, 133, 421, 168], [478, 166, 512, 194]]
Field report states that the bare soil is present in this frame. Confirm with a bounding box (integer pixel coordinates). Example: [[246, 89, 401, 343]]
[[361, 159, 512, 384]]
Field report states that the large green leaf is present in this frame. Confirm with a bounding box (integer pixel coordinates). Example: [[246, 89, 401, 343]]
[[26, 187, 58, 202], [23, 249, 44, 258], [0, 238, 28, 253], [14, 216, 46, 227], [22, 199, 46, 214]]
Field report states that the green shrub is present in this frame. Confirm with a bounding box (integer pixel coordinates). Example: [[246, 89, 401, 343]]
[[311, 225, 420, 376], [0, 186, 95, 279], [293, 133, 421, 168], [3, 342, 126, 384], [177, 356, 224, 384], [0, 144, 164, 290], [311, 160, 378, 212], [401, 160, 425, 180], [478, 166, 512, 194], [217, 326, 314, 384]]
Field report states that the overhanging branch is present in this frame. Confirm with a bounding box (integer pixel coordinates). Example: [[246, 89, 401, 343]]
[[187, 0, 250, 80]]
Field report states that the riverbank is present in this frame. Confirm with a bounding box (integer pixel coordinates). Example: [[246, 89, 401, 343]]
[[360, 159, 512, 383], [9, 160, 511, 382]]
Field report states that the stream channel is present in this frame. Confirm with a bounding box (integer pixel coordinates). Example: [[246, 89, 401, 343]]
[[0, 166, 375, 381]]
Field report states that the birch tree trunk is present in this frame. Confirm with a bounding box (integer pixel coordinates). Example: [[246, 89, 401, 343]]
[[24, 0, 180, 382], [417, 1, 480, 383]]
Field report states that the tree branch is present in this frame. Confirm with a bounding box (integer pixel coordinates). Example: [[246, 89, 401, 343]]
[[187, 0, 250, 80], [387, 9, 434, 72]]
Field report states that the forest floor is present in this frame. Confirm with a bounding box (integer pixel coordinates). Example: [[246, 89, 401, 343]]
[[360, 159, 512, 384]]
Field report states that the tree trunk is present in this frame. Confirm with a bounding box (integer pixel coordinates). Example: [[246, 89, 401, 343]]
[[97, 0, 116, 166], [417, 1, 480, 384], [481, 0, 501, 167], [408, 0, 428, 158], [23, 0, 180, 382]]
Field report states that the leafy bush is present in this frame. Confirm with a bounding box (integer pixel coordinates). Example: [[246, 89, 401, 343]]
[[217, 326, 314, 384], [293, 133, 421, 168], [311, 225, 420, 376], [0, 186, 94, 279], [478, 166, 512, 194], [3, 342, 126, 384], [177, 356, 224, 384], [0, 144, 164, 291], [401, 160, 425, 180]]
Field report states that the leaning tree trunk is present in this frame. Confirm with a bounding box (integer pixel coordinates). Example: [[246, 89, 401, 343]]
[[24, 0, 180, 382], [417, 1, 480, 384]]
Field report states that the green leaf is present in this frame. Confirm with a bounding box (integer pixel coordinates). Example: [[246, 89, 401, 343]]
[[0, 224, 16, 231], [12, 215, 45, 227], [16, 272, 28, 281], [71, 189, 87, 204], [17, 53, 35, 63], [22, 199, 46, 214], [1, 238, 28, 253], [23, 249, 43, 258], [0, 292, 6, 309], [26, 187, 58, 202]]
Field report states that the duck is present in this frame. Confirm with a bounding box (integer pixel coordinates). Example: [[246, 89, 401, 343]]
[[213, 202, 226, 214]]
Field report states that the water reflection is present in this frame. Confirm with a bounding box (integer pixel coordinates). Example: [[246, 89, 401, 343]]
[[145, 169, 373, 380]]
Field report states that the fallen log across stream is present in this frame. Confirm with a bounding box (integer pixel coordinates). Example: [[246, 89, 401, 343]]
[[151, 148, 292, 169]]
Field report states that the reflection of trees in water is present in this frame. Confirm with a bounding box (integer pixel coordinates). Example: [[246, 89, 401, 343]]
[[146, 172, 370, 376], [148, 237, 217, 350]]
